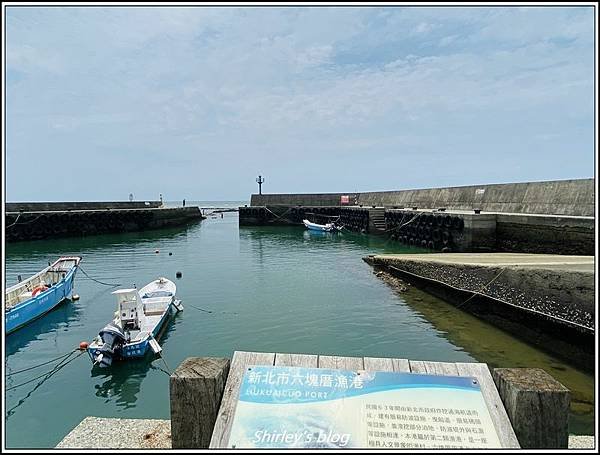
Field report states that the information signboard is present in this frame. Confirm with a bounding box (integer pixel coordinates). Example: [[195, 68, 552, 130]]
[[227, 366, 501, 449]]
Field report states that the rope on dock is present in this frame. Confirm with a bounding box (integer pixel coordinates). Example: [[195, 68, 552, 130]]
[[387, 264, 593, 331], [454, 267, 507, 310], [79, 267, 121, 287]]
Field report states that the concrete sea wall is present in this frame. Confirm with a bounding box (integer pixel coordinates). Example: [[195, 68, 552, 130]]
[[5, 206, 204, 242], [246, 179, 594, 255], [250, 178, 594, 217], [7, 201, 163, 212]]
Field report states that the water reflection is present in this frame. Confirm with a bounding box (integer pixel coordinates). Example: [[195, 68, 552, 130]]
[[5, 299, 81, 357], [5, 224, 196, 264], [91, 359, 152, 409]]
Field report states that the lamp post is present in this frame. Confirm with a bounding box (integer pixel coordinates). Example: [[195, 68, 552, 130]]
[[256, 175, 265, 195]]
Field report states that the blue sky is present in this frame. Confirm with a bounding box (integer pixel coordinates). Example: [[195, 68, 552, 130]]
[[5, 6, 595, 201]]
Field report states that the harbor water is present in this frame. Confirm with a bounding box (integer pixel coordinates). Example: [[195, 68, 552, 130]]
[[4, 202, 594, 447]]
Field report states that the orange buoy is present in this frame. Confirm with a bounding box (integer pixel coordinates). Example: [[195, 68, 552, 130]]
[[79, 341, 89, 350]]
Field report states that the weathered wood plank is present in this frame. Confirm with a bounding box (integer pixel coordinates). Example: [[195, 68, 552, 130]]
[[456, 362, 520, 448], [274, 353, 318, 368], [170, 357, 230, 448], [363, 357, 394, 372], [408, 360, 427, 373], [318, 355, 364, 370], [423, 361, 459, 376], [209, 351, 275, 448], [391, 358, 410, 372], [492, 368, 570, 448]]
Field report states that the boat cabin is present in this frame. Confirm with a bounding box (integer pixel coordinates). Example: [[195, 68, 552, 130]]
[[113, 289, 144, 331]]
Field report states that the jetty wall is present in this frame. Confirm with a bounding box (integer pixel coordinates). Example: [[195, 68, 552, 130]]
[[6, 201, 163, 212], [5, 205, 204, 242], [250, 178, 594, 217], [244, 179, 594, 255]]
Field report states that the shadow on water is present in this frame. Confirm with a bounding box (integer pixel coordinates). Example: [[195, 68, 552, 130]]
[[5, 299, 81, 357], [5, 223, 198, 260], [89, 309, 181, 410], [393, 284, 595, 435], [239, 225, 429, 253]]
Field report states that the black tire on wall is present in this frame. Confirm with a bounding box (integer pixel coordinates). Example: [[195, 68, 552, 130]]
[[453, 217, 465, 231]]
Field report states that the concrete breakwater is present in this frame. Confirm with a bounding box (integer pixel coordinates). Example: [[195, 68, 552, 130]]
[[250, 178, 594, 217], [364, 253, 595, 372], [5, 202, 205, 242], [242, 178, 594, 255], [239, 205, 593, 254]]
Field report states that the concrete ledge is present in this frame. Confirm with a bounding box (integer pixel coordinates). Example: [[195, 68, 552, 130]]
[[569, 435, 596, 449], [56, 417, 171, 449], [365, 253, 595, 371]]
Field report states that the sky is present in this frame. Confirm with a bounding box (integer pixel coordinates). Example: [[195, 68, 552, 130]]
[[4, 5, 596, 201]]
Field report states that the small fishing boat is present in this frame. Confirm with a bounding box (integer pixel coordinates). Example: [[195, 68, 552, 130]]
[[302, 219, 342, 232], [88, 277, 183, 367], [5, 257, 82, 334]]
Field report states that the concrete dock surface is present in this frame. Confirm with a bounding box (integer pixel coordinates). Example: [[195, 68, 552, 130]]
[[371, 253, 594, 273], [56, 417, 171, 449], [55, 417, 594, 449]]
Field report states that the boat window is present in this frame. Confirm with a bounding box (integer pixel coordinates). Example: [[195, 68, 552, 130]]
[[142, 291, 173, 298]]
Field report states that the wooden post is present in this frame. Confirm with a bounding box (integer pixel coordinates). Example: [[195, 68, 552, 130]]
[[170, 357, 230, 449], [492, 368, 570, 448]]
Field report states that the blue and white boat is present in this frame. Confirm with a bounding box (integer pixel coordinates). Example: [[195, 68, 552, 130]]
[[87, 277, 183, 367], [302, 218, 342, 232], [5, 256, 82, 334]]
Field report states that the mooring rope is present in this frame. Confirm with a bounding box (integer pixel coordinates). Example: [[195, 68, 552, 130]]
[[5, 349, 78, 377], [5, 213, 46, 229], [263, 206, 293, 222], [6, 349, 86, 392], [79, 267, 121, 287], [6, 350, 87, 418], [186, 303, 238, 315], [454, 267, 507, 310], [5, 213, 22, 229], [384, 210, 426, 233]]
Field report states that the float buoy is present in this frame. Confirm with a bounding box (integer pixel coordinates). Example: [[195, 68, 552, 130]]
[[155, 250, 160, 254], [169, 252, 173, 256], [79, 341, 89, 350], [32, 285, 48, 297], [176, 271, 182, 279], [72, 294, 80, 301]]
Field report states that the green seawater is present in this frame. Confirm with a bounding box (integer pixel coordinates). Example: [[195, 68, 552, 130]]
[[4, 204, 594, 447]]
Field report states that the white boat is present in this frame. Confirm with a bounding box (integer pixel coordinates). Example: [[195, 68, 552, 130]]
[[87, 277, 183, 367], [302, 219, 341, 232]]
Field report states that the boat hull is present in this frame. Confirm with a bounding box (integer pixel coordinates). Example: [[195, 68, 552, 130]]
[[87, 301, 176, 362], [302, 219, 338, 232], [5, 267, 78, 335]]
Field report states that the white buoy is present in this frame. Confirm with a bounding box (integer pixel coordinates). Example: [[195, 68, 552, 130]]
[[72, 294, 80, 301]]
